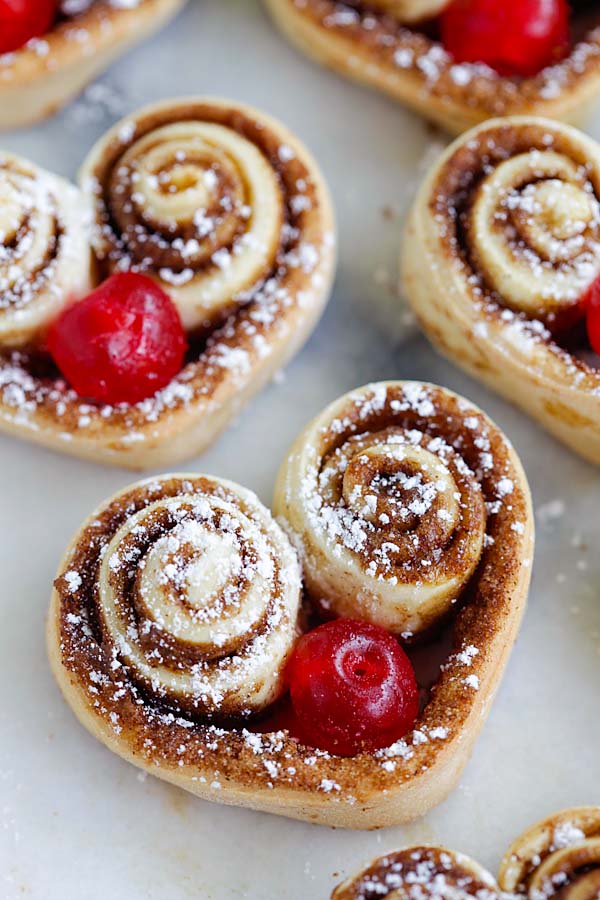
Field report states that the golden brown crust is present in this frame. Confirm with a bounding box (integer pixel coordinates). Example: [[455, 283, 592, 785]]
[[0, 98, 335, 469], [48, 382, 533, 829], [264, 0, 600, 134], [402, 116, 600, 465], [0, 0, 187, 130]]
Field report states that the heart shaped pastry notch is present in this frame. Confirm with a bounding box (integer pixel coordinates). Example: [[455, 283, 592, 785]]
[[0, 0, 187, 130], [403, 117, 600, 465], [0, 97, 336, 469], [48, 382, 533, 829], [264, 1, 600, 134]]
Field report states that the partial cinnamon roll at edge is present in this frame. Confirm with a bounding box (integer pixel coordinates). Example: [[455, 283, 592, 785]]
[[332, 846, 500, 900], [402, 116, 600, 465], [0, 152, 92, 348], [0, 0, 187, 131], [0, 97, 335, 469], [264, 1, 600, 135], [499, 807, 600, 900]]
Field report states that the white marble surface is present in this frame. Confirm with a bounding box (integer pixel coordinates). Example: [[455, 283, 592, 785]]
[[1, 1, 599, 897]]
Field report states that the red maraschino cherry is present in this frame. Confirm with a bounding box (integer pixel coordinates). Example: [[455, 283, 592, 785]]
[[48, 272, 187, 406], [440, 0, 571, 79], [585, 276, 600, 356], [287, 619, 419, 757], [0, 0, 59, 55]]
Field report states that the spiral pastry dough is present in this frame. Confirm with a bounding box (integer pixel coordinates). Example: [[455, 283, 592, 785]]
[[0, 0, 187, 130], [0, 153, 91, 348], [274, 381, 525, 638], [332, 847, 500, 900], [81, 98, 330, 334], [49, 475, 302, 722], [499, 808, 600, 900], [264, 1, 600, 135], [48, 393, 531, 828], [0, 98, 334, 469], [403, 118, 600, 465]]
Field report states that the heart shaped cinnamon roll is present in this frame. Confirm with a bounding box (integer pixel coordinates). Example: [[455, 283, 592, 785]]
[[264, 1, 600, 134], [47, 383, 533, 829], [403, 117, 600, 465], [0, 98, 335, 468]]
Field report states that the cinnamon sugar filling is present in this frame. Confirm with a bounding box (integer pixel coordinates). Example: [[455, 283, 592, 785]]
[[431, 121, 600, 367]]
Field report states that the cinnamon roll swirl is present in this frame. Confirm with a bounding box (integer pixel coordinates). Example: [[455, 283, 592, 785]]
[[48, 385, 531, 827], [0, 152, 92, 348], [403, 117, 600, 465], [81, 101, 296, 334], [499, 808, 600, 900], [274, 381, 532, 638], [264, 1, 600, 134], [49, 474, 302, 727], [332, 847, 500, 900], [0, 99, 335, 469], [0, 0, 187, 130]]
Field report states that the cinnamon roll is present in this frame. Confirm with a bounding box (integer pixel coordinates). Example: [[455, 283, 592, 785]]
[[0, 1, 187, 130], [499, 807, 600, 900], [332, 847, 500, 900], [402, 117, 600, 465], [0, 98, 335, 469], [49, 382, 531, 827], [274, 381, 532, 638], [48, 475, 302, 746], [0, 152, 92, 348], [264, 1, 600, 134]]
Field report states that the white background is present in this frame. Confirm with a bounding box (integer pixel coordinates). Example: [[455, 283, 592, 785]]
[[1, 1, 599, 897]]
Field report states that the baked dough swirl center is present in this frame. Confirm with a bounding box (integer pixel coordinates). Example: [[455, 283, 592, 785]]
[[86, 120, 285, 332], [468, 150, 600, 320], [95, 482, 301, 717]]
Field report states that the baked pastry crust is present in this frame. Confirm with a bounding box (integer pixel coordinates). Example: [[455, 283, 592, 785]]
[[48, 383, 532, 829], [264, 0, 600, 134], [402, 116, 600, 465], [0, 0, 187, 130], [333, 807, 600, 897], [0, 98, 335, 469]]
